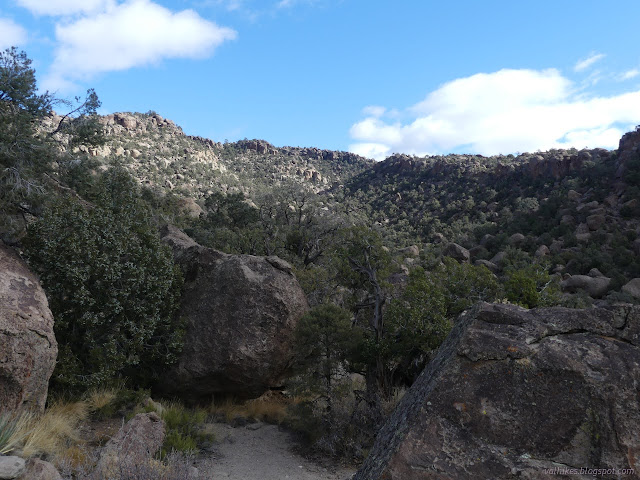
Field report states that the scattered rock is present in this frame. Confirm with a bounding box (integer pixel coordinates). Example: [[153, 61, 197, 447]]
[[576, 232, 592, 242], [561, 274, 611, 298], [604, 194, 618, 207], [468, 246, 485, 259], [549, 239, 564, 254], [560, 214, 575, 225], [354, 302, 640, 480], [0, 456, 25, 479], [575, 223, 589, 235], [443, 243, 470, 263], [622, 279, 640, 299], [576, 200, 600, 212], [479, 234, 494, 246], [96, 412, 165, 477], [176, 197, 204, 219], [20, 459, 61, 480], [159, 226, 309, 400], [0, 242, 57, 412], [432, 233, 446, 244], [567, 189, 581, 201], [534, 245, 549, 257], [398, 245, 419, 257], [114, 113, 137, 130], [508, 233, 525, 245], [586, 214, 606, 231], [473, 259, 498, 273], [490, 251, 506, 267], [588, 268, 605, 278]]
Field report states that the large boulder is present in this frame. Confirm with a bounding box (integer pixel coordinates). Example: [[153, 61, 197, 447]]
[[354, 302, 640, 480], [159, 226, 309, 400], [443, 243, 470, 263], [561, 274, 611, 298], [0, 242, 57, 412]]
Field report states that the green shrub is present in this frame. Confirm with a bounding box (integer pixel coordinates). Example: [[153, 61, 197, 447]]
[[24, 168, 184, 391], [504, 263, 561, 308], [159, 402, 209, 457]]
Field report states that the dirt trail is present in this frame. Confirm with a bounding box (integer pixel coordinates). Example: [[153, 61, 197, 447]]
[[200, 422, 356, 480]]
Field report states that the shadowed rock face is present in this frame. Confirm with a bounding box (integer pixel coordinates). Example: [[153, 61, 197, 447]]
[[354, 302, 640, 480], [0, 242, 57, 412], [159, 226, 309, 401]]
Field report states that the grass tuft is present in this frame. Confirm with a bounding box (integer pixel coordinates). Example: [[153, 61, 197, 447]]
[[20, 400, 88, 458], [159, 401, 210, 457]]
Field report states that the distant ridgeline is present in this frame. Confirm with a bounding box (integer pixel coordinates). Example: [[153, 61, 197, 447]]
[[71, 113, 640, 302]]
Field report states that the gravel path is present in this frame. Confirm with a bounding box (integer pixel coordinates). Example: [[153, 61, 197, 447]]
[[199, 422, 355, 480]]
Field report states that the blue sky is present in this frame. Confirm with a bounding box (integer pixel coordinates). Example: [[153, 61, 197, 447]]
[[1, 0, 640, 159]]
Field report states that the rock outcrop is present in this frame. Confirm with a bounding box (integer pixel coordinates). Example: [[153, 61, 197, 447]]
[[0, 242, 57, 412], [159, 226, 309, 400], [95, 412, 165, 478], [354, 302, 640, 480]]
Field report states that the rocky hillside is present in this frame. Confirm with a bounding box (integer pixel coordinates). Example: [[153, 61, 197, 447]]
[[63, 111, 373, 200], [62, 112, 640, 304], [343, 128, 640, 303]]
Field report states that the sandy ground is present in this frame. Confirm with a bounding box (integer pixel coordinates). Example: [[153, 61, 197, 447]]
[[199, 422, 356, 480]]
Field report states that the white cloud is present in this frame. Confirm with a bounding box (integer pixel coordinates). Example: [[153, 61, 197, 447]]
[[0, 18, 28, 49], [362, 105, 386, 117], [349, 68, 640, 160], [276, 0, 316, 8], [574, 53, 605, 72], [44, 0, 236, 89], [620, 69, 640, 81], [15, 0, 114, 16]]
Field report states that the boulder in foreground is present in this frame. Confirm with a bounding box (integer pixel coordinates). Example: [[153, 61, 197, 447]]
[[159, 226, 309, 400], [0, 242, 57, 412], [354, 302, 640, 480]]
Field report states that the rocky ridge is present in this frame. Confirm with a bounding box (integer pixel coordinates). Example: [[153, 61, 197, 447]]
[[58, 112, 373, 201]]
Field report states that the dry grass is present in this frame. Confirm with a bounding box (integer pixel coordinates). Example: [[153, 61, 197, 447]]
[[85, 387, 119, 412], [18, 400, 88, 458], [209, 397, 243, 423], [244, 391, 290, 424], [209, 391, 294, 425]]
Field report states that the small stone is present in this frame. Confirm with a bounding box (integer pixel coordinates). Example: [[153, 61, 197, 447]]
[[21, 459, 62, 480], [0, 456, 25, 479], [622, 279, 640, 299]]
